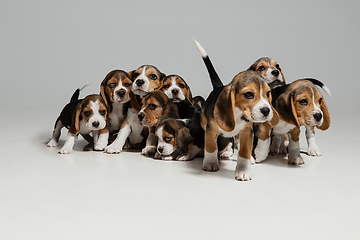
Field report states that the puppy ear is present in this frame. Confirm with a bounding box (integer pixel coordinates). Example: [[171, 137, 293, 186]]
[[214, 85, 236, 132], [290, 92, 300, 128], [276, 91, 300, 128], [72, 105, 82, 133], [100, 81, 109, 110], [160, 72, 166, 81], [176, 127, 194, 155], [317, 99, 330, 130], [270, 105, 279, 126], [186, 87, 194, 105], [127, 70, 135, 80]]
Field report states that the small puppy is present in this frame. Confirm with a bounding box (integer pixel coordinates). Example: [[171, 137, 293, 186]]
[[194, 40, 279, 181], [104, 65, 165, 154], [47, 83, 109, 154], [254, 78, 331, 165], [100, 70, 133, 134], [138, 90, 179, 156]]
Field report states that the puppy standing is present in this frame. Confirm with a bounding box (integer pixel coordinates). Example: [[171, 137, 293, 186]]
[[47, 83, 109, 154], [194, 40, 279, 181], [104, 65, 165, 154], [254, 79, 330, 164]]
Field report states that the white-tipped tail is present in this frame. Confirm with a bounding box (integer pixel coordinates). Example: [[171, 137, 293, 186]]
[[193, 39, 208, 58], [322, 85, 331, 98], [79, 82, 90, 91]]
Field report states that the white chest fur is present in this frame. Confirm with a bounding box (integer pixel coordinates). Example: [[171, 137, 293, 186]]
[[218, 108, 247, 138], [109, 102, 125, 132], [272, 119, 295, 136]]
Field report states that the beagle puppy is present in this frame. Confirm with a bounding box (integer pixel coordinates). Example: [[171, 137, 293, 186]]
[[194, 40, 279, 181], [248, 57, 286, 89], [254, 78, 331, 165], [155, 116, 204, 161], [138, 90, 180, 156], [104, 65, 165, 154], [47, 83, 109, 154], [100, 70, 133, 134]]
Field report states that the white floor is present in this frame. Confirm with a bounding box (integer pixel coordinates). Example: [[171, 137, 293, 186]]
[[1, 112, 359, 240]]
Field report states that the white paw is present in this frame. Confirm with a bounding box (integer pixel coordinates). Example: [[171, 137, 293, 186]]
[[218, 143, 233, 159], [254, 147, 268, 163], [176, 154, 191, 161], [47, 139, 58, 147], [59, 148, 73, 154], [162, 155, 174, 161], [104, 144, 122, 154], [94, 141, 107, 151], [234, 158, 252, 181], [250, 156, 256, 165], [288, 155, 304, 165], [202, 162, 219, 171], [141, 146, 157, 156], [307, 146, 322, 157]]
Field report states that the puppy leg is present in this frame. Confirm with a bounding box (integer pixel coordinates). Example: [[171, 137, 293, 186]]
[[306, 126, 321, 156], [203, 126, 220, 171], [288, 127, 304, 165], [270, 134, 287, 155], [235, 125, 253, 181], [254, 122, 271, 163], [142, 127, 157, 156], [105, 122, 131, 154], [47, 118, 63, 147], [94, 129, 109, 151], [177, 145, 201, 161], [217, 136, 234, 159], [59, 132, 76, 154]]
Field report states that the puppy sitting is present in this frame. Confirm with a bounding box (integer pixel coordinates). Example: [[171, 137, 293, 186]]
[[138, 90, 179, 156], [104, 65, 165, 154], [194, 40, 279, 181], [254, 78, 331, 165], [47, 83, 109, 154]]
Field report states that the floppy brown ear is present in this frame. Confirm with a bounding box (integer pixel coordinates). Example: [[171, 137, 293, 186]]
[[290, 92, 300, 128], [276, 91, 300, 128], [214, 85, 236, 132], [69, 105, 82, 134], [270, 105, 279, 126], [176, 127, 194, 155], [186, 87, 194, 105], [317, 100, 330, 130], [100, 82, 109, 110]]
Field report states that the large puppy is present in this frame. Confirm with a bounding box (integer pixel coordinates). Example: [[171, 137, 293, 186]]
[[47, 83, 109, 154], [138, 90, 179, 155], [194, 40, 279, 181], [254, 78, 330, 164], [104, 65, 165, 154]]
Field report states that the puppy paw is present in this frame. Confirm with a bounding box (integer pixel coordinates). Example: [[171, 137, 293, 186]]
[[59, 148, 73, 154], [218, 143, 233, 159], [288, 155, 304, 165], [141, 146, 157, 156], [104, 145, 122, 154], [250, 156, 256, 165], [202, 161, 219, 172], [235, 157, 252, 181], [234, 169, 252, 181], [254, 147, 268, 163], [176, 154, 192, 161], [47, 139, 58, 147], [94, 141, 107, 151], [162, 155, 174, 161], [307, 146, 322, 157]]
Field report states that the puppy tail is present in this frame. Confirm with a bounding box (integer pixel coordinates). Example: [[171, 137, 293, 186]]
[[193, 39, 223, 89], [304, 78, 331, 97], [70, 82, 90, 102]]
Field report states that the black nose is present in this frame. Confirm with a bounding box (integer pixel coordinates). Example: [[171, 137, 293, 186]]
[[260, 107, 270, 117], [314, 113, 322, 122], [272, 70, 279, 77], [92, 121, 100, 128], [138, 113, 145, 121], [117, 90, 125, 98], [158, 147, 163, 154], [136, 79, 145, 86], [172, 89, 179, 95]]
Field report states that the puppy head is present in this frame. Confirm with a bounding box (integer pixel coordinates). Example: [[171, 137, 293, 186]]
[[214, 71, 279, 132], [74, 95, 108, 132], [248, 57, 285, 89], [100, 70, 133, 107], [161, 75, 193, 104], [130, 65, 165, 97], [156, 119, 194, 156], [276, 79, 330, 130], [137, 90, 171, 127]]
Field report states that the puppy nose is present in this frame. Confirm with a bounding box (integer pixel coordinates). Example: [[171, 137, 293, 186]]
[[158, 147, 163, 154], [260, 107, 270, 117], [138, 113, 145, 121], [136, 79, 145, 86], [272, 70, 279, 77], [314, 113, 322, 121], [117, 91, 125, 98], [172, 89, 179, 95], [92, 121, 100, 128]]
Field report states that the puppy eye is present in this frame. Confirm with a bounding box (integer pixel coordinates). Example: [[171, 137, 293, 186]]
[[99, 110, 106, 115], [244, 92, 254, 99], [162, 84, 170, 89], [84, 111, 91, 117], [164, 137, 172, 143], [266, 91, 270, 98], [276, 64, 281, 70], [299, 99, 308, 106], [258, 66, 265, 71], [108, 83, 116, 88], [149, 74, 157, 80], [178, 83, 185, 88], [124, 83, 131, 87], [149, 104, 157, 110], [319, 98, 322, 104], [133, 73, 139, 78]]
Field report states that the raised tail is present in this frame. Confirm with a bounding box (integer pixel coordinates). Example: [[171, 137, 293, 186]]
[[70, 82, 90, 103], [193, 39, 223, 89], [303, 78, 331, 97]]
